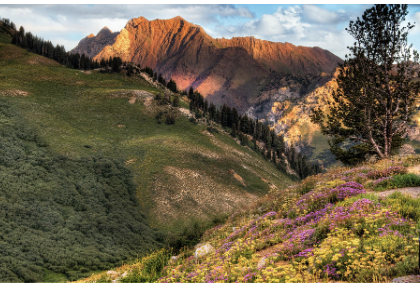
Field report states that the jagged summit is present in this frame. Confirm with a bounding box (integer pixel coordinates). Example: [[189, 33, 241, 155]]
[[70, 26, 119, 58], [71, 15, 343, 113]]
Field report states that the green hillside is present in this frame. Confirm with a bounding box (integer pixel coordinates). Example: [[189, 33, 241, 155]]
[[0, 43, 294, 282]]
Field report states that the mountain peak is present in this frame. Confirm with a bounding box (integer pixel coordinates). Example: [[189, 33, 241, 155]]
[[87, 33, 95, 38], [97, 26, 112, 35], [125, 16, 148, 29], [72, 15, 342, 113], [171, 15, 186, 22]]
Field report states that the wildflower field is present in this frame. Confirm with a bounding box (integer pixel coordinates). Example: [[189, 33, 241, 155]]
[[79, 158, 420, 283]]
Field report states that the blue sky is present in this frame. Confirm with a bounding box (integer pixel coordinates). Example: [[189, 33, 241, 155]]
[[1, 3, 420, 59]]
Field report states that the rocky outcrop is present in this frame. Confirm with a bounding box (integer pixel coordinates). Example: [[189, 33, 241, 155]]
[[194, 243, 215, 258], [71, 16, 342, 113], [70, 27, 119, 58]]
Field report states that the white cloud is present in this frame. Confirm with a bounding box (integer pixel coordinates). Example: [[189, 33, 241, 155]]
[[302, 5, 344, 24], [256, 14, 285, 35], [212, 5, 359, 58]]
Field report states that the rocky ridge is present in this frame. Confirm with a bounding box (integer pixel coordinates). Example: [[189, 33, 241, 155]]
[[71, 16, 342, 113]]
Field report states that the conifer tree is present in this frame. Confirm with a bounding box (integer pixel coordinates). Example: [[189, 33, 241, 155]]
[[311, 4, 420, 164]]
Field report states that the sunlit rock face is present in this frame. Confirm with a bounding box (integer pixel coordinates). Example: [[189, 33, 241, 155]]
[[71, 16, 342, 113]]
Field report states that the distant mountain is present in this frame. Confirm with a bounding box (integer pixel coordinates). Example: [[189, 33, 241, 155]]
[[71, 16, 343, 113], [70, 26, 119, 58]]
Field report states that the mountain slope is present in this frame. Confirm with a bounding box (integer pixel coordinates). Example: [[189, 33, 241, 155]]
[[215, 37, 340, 75], [71, 16, 342, 113], [79, 158, 420, 283], [0, 43, 294, 282], [248, 68, 420, 167]]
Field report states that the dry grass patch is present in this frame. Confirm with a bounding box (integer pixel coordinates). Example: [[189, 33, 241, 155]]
[[151, 166, 257, 223], [0, 89, 29, 97]]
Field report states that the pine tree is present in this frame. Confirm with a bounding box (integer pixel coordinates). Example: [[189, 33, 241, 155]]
[[311, 4, 420, 165], [172, 95, 180, 107]]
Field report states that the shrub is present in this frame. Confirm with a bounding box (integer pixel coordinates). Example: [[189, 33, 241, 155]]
[[165, 111, 176, 125], [120, 249, 172, 283], [295, 176, 318, 195], [0, 100, 163, 282], [391, 173, 420, 188], [385, 192, 420, 221]]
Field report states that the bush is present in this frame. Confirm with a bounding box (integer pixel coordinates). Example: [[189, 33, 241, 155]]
[[165, 110, 176, 125], [121, 249, 172, 283], [391, 173, 420, 188], [172, 96, 180, 107], [395, 255, 420, 277], [385, 192, 420, 221], [366, 165, 406, 179], [195, 109, 203, 119], [295, 176, 318, 195]]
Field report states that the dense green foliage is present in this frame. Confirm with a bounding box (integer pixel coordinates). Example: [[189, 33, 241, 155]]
[[0, 18, 14, 43], [0, 100, 163, 282], [373, 173, 420, 191]]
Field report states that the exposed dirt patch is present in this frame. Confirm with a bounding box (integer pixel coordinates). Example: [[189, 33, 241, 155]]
[[200, 129, 282, 188], [80, 70, 92, 74], [407, 165, 420, 175], [256, 244, 281, 258], [151, 166, 257, 223], [125, 159, 136, 165], [179, 107, 193, 118], [0, 89, 29, 97], [373, 187, 420, 199], [228, 169, 247, 187], [110, 90, 154, 106], [128, 96, 137, 104], [392, 275, 420, 283], [26, 56, 59, 66]]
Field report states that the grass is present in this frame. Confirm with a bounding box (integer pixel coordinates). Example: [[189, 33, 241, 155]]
[[0, 31, 11, 44]]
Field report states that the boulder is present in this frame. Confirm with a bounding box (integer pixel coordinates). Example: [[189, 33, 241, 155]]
[[257, 253, 278, 268], [194, 243, 215, 258]]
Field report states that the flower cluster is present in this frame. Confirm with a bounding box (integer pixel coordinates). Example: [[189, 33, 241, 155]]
[[367, 166, 406, 179], [372, 176, 393, 188]]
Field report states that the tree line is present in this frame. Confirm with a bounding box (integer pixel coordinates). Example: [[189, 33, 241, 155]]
[[4, 19, 124, 72], [185, 86, 322, 179], [141, 66, 178, 93], [1, 17, 16, 37]]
